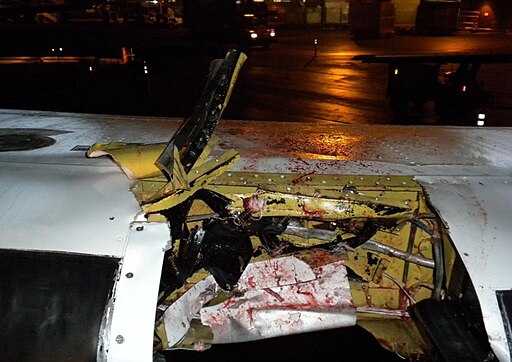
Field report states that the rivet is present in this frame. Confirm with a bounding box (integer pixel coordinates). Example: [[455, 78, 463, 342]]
[[109, 216, 115, 220], [136, 226, 144, 231], [116, 335, 125, 344], [126, 272, 134, 278]]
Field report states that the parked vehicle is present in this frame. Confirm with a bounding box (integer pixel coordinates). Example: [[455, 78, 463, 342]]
[[354, 53, 511, 125], [183, 0, 276, 47]]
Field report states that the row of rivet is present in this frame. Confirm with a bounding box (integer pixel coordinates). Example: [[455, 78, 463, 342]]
[[219, 173, 411, 187]]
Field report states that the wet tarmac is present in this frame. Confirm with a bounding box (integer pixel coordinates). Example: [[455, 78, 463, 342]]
[[1, 23, 512, 126]]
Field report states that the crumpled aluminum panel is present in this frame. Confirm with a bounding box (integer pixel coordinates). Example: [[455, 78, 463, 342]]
[[163, 251, 355, 347]]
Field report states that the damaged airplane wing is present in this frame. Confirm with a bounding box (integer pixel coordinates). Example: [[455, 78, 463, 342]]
[[1, 49, 511, 362]]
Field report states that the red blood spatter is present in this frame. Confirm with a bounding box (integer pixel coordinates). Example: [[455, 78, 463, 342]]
[[301, 203, 326, 218]]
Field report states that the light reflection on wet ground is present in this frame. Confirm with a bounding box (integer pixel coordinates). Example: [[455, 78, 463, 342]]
[[0, 25, 511, 126]]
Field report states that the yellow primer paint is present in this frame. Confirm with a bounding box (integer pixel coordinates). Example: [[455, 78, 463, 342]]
[[142, 149, 240, 213], [88, 133, 455, 360], [87, 142, 166, 179]]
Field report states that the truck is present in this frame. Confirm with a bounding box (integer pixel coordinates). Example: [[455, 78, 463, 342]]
[[182, 0, 277, 47], [353, 52, 511, 125]]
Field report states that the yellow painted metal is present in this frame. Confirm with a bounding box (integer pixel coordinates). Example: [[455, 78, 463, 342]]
[[213, 187, 417, 219], [170, 319, 214, 351], [357, 318, 427, 358], [87, 135, 445, 358], [169, 145, 190, 192], [87, 142, 166, 179], [441, 226, 459, 292], [130, 176, 168, 204], [142, 149, 240, 213], [155, 52, 246, 178], [154, 322, 169, 350], [89, 138, 437, 310], [346, 222, 435, 311], [222, 53, 247, 110], [88, 136, 241, 213]]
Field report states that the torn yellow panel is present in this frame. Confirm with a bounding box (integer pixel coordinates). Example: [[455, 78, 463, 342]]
[[143, 150, 240, 214], [87, 142, 166, 179], [190, 134, 220, 171]]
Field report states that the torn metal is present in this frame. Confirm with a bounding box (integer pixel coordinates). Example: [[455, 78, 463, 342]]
[[84, 49, 502, 361]]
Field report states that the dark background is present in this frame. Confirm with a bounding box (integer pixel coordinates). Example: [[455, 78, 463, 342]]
[[2, 23, 512, 126], [161, 325, 406, 361]]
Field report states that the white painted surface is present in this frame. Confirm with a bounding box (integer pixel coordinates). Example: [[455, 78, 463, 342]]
[[416, 176, 512, 361], [0, 162, 140, 256], [2, 109, 511, 177], [162, 275, 219, 349], [0, 111, 172, 256], [106, 222, 169, 362]]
